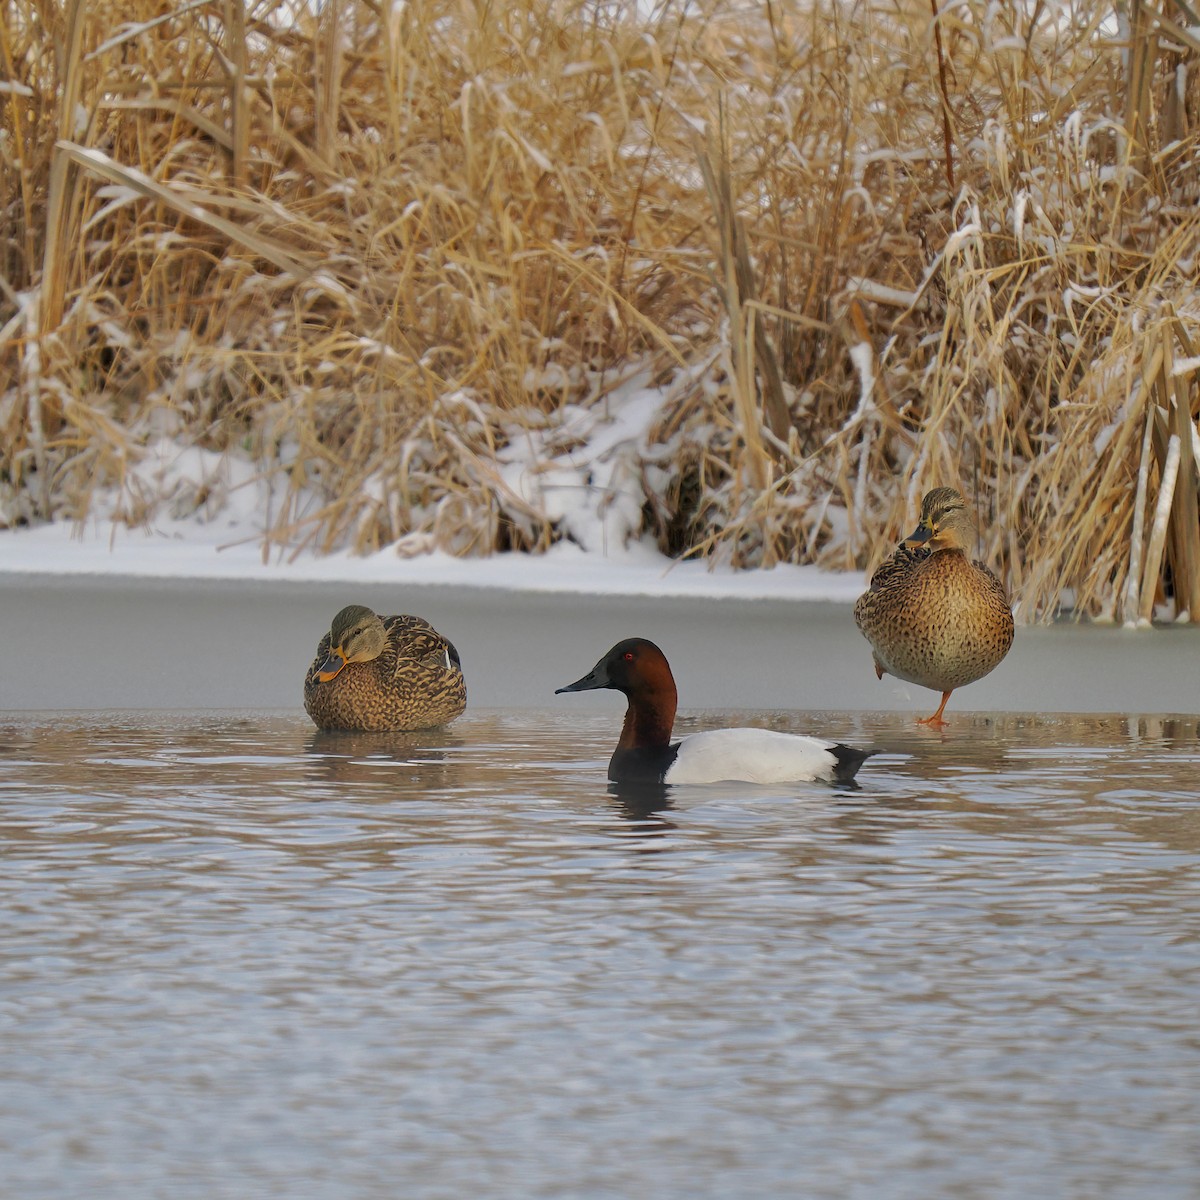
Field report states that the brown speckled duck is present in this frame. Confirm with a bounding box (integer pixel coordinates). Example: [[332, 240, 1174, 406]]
[[303, 605, 466, 732], [854, 487, 1014, 727]]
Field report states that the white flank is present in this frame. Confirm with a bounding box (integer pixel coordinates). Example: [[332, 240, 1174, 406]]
[[664, 727, 840, 785]]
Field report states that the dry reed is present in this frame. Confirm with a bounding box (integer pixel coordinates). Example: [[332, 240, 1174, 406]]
[[2, 0, 1199, 620]]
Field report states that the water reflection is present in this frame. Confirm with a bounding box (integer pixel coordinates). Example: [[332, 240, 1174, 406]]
[[304, 727, 462, 789], [607, 778, 674, 821], [1, 707, 1199, 1199]]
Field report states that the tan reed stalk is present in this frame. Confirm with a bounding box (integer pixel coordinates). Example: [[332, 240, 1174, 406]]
[[1165, 315, 1200, 617], [2, 0, 1198, 620]]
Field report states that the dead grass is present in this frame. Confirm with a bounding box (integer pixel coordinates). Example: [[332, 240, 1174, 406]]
[[2, 0, 1199, 619]]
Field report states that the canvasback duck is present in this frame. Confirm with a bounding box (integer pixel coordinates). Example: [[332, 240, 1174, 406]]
[[303, 605, 466, 732], [556, 638, 871, 785], [854, 487, 1014, 726]]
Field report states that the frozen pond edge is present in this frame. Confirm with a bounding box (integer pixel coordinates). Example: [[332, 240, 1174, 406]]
[[1, 570, 1198, 716]]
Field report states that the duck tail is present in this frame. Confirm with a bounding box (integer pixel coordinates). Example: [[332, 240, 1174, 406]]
[[829, 743, 874, 783]]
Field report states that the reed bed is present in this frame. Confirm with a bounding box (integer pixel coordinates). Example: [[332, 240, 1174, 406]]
[[2, 0, 1199, 620]]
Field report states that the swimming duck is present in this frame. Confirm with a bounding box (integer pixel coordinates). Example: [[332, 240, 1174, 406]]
[[557, 638, 871, 785], [854, 486, 1014, 726], [303, 604, 466, 732]]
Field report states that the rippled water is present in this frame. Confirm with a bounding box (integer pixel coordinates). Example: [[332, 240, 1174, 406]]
[[3, 708, 1200, 1199]]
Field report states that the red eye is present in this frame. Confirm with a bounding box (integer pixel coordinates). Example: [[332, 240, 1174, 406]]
[[623, 651, 634, 661]]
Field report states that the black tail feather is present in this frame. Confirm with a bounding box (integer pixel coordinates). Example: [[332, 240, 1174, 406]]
[[830, 743, 874, 783]]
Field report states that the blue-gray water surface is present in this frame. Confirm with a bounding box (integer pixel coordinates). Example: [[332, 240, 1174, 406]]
[[2, 708, 1199, 1199]]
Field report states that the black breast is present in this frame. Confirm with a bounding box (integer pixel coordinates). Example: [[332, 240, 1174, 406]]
[[608, 743, 680, 785]]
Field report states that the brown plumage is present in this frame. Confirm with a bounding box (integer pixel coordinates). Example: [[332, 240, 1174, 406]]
[[854, 487, 1014, 726], [303, 605, 467, 732]]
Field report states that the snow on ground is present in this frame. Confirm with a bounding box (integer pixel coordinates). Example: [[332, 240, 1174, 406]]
[[0, 375, 865, 603], [0, 517, 864, 602]]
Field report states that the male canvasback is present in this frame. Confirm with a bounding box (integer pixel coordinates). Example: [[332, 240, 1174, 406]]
[[854, 487, 1014, 726], [303, 605, 466, 732], [556, 638, 871, 785]]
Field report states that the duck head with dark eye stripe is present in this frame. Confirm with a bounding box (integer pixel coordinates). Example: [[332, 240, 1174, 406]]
[[902, 486, 977, 554]]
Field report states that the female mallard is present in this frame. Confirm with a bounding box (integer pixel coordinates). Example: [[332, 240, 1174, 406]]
[[854, 487, 1014, 727], [303, 604, 466, 732]]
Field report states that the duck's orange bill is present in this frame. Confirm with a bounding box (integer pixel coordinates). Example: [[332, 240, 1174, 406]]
[[315, 652, 347, 683], [903, 522, 933, 549]]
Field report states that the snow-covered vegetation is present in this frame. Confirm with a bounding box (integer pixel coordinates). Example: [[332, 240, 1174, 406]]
[[2, 0, 1199, 621]]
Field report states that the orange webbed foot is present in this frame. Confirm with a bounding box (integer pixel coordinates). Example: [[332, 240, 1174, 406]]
[[916, 690, 953, 728]]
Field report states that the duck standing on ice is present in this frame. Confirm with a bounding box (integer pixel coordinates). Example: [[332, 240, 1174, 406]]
[[854, 487, 1014, 727], [557, 638, 871, 786]]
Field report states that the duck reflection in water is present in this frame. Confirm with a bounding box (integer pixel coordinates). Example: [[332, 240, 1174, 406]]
[[609, 778, 675, 823], [304, 728, 461, 787]]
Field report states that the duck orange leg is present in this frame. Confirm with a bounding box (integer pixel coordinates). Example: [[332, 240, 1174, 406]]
[[917, 690, 953, 727]]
